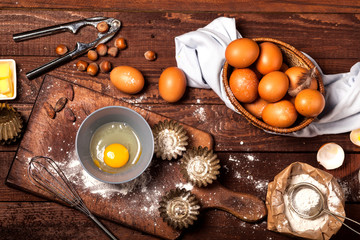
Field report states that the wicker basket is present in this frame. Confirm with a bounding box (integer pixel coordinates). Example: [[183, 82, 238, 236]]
[[222, 38, 325, 133]]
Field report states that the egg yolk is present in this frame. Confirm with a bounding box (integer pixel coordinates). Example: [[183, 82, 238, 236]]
[[103, 143, 129, 168]]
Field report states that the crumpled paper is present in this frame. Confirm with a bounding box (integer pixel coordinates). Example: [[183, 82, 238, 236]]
[[266, 162, 345, 240]]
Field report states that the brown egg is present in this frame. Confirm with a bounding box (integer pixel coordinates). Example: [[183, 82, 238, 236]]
[[262, 100, 298, 128], [229, 68, 259, 103], [295, 89, 325, 117], [243, 98, 268, 119], [110, 66, 144, 94], [258, 71, 289, 102], [159, 67, 187, 102], [225, 38, 259, 68], [255, 42, 283, 75]]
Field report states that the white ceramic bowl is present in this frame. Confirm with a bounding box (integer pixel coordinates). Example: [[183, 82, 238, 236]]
[[75, 106, 154, 184]]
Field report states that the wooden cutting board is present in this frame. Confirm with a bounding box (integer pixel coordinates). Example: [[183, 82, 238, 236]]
[[6, 75, 215, 240], [6, 75, 267, 239]]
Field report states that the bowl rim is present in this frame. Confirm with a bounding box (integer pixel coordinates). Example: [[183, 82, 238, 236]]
[[75, 105, 154, 184], [222, 37, 325, 133], [0, 59, 17, 100]]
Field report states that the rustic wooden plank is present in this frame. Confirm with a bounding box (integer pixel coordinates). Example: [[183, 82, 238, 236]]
[[0, 202, 159, 240], [182, 204, 360, 240], [1, 11, 359, 59], [6, 76, 216, 239], [215, 152, 360, 202], [2, 100, 360, 153], [4, 151, 359, 203], [0, 152, 44, 201], [3, 56, 358, 105], [148, 104, 360, 152], [0, 0, 359, 13], [0, 202, 359, 239], [2, 98, 359, 153]]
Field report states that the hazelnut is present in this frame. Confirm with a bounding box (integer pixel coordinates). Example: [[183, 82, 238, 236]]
[[99, 61, 112, 73], [76, 60, 88, 71], [96, 43, 108, 56], [115, 37, 127, 50], [144, 50, 157, 61], [55, 44, 68, 55], [87, 62, 99, 76], [87, 50, 98, 61], [107, 47, 118, 57], [97, 21, 109, 33]]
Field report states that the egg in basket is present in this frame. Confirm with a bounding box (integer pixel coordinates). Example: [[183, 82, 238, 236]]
[[222, 37, 325, 133]]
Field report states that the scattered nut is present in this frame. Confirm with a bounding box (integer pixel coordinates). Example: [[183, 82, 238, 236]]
[[55, 44, 68, 55], [99, 61, 112, 73], [107, 47, 118, 57], [64, 107, 76, 122], [97, 21, 109, 33], [87, 62, 99, 76], [54, 97, 68, 112], [96, 43, 108, 56], [64, 84, 74, 101], [144, 50, 157, 61], [87, 50, 98, 61], [43, 102, 55, 119], [76, 60, 88, 71], [115, 37, 127, 50]]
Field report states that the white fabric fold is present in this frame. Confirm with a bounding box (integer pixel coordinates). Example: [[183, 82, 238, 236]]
[[175, 17, 360, 137]]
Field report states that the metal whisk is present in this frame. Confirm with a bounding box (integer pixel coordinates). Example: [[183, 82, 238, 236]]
[[28, 156, 118, 240]]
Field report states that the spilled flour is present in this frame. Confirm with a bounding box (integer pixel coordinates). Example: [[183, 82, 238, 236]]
[[226, 154, 268, 194], [193, 107, 206, 122], [51, 150, 162, 217], [61, 151, 152, 198]]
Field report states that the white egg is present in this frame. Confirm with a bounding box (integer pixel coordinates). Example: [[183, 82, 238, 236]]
[[350, 129, 360, 147], [317, 143, 345, 170]]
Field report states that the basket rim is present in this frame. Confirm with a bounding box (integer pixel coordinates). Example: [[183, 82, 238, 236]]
[[223, 37, 325, 133]]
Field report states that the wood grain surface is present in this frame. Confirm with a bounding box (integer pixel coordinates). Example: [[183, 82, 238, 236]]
[[6, 75, 216, 239], [1, 1, 360, 239]]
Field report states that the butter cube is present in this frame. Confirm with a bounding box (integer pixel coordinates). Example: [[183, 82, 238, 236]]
[[0, 63, 11, 79], [0, 77, 13, 97]]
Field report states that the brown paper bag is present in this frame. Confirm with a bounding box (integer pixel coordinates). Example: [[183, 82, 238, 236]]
[[266, 162, 345, 240]]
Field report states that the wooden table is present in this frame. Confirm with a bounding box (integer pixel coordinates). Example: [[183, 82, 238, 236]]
[[1, 1, 359, 239]]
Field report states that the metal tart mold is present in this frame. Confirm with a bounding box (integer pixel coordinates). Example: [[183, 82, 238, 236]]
[[159, 188, 200, 229], [152, 120, 188, 160], [0, 103, 23, 145], [180, 146, 220, 187]]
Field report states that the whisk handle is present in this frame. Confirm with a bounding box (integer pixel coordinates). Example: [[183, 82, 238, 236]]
[[323, 209, 360, 235], [89, 213, 118, 240]]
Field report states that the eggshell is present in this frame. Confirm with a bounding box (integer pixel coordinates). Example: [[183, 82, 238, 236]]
[[225, 38, 259, 68], [350, 129, 360, 147], [229, 68, 259, 103], [159, 67, 187, 102], [110, 66, 144, 94], [262, 100, 298, 128], [256, 42, 283, 75], [317, 143, 345, 170], [258, 71, 289, 102]]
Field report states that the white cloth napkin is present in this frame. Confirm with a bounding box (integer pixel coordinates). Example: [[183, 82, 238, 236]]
[[175, 17, 360, 137]]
